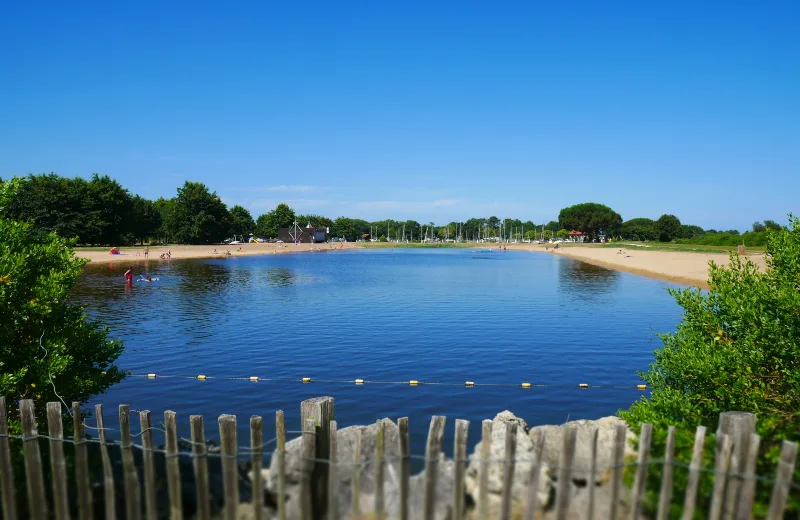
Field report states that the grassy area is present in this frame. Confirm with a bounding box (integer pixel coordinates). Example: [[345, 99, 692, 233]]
[[589, 241, 765, 254]]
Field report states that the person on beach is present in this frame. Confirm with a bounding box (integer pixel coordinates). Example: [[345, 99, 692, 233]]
[[124, 268, 133, 284], [144, 246, 149, 259]]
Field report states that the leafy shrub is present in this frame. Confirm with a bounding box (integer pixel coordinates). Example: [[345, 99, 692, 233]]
[[621, 215, 800, 515], [0, 213, 125, 429]]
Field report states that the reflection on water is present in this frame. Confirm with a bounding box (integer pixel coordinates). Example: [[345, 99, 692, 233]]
[[75, 250, 681, 452], [558, 258, 621, 299]]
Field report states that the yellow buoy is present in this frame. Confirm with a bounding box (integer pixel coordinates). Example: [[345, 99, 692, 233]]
[[355, 379, 365, 385], [465, 381, 475, 387], [197, 375, 207, 380], [579, 383, 589, 388], [521, 382, 532, 388], [147, 373, 157, 379], [409, 380, 419, 386], [302, 377, 312, 383], [249, 376, 259, 382]]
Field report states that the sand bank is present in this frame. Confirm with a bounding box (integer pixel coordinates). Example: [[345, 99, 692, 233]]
[[505, 243, 766, 289], [77, 242, 363, 265]]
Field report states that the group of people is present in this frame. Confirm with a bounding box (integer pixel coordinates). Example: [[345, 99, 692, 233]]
[[124, 268, 156, 284], [143, 247, 171, 260]]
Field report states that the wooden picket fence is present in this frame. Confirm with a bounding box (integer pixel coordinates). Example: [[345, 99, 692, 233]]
[[0, 395, 797, 519]]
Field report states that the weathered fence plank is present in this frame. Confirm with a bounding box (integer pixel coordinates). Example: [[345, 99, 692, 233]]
[[250, 415, 264, 520], [300, 418, 316, 520], [523, 430, 545, 520], [708, 433, 733, 520], [327, 420, 339, 520], [219, 414, 238, 520], [719, 411, 756, 520], [301, 396, 334, 519], [478, 419, 492, 520], [164, 410, 183, 520], [587, 427, 599, 520], [139, 411, 159, 520], [681, 425, 707, 520], [398, 417, 410, 520], [119, 404, 142, 520], [734, 433, 761, 520], [424, 416, 446, 520], [352, 428, 362, 519], [609, 423, 627, 520], [95, 404, 116, 520], [47, 403, 70, 520], [453, 419, 469, 520], [375, 419, 386, 520], [73, 403, 93, 520], [656, 426, 676, 520], [189, 415, 211, 520], [629, 423, 653, 520], [20, 399, 48, 520], [0, 397, 17, 520], [501, 421, 518, 520], [766, 440, 798, 520], [555, 426, 576, 520], [276, 410, 287, 520]]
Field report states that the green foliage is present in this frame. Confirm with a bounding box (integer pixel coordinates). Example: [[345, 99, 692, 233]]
[[544, 220, 560, 233], [0, 217, 125, 427], [556, 228, 569, 239], [620, 216, 800, 514], [330, 217, 370, 241], [378, 235, 387, 242], [621, 218, 657, 241], [676, 230, 768, 247], [255, 203, 296, 238], [165, 182, 230, 244], [2, 173, 135, 245], [655, 214, 682, 242], [558, 202, 622, 236], [543, 229, 553, 240], [228, 205, 255, 237], [524, 230, 537, 240], [680, 224, 705, 239], [130, 195, 161, 244]]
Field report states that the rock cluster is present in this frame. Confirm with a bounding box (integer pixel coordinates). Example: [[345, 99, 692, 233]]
[[244, 411, 642, 519]]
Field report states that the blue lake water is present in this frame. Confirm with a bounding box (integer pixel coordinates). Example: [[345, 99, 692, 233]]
[[75, 248, 682, 454]]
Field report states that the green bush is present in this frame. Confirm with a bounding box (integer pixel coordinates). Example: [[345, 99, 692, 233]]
[[0, 211, 125, 429], [621, 216, 800, 516]]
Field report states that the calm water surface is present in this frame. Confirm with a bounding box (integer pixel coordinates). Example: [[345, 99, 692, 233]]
[[74, 249, 682, 452]]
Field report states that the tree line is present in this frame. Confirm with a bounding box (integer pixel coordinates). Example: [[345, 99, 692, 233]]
[[0, 174, 784, 246]]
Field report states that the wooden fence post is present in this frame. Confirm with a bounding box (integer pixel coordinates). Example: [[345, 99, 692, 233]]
[[95, 404, 116, 520], [119, 404, 141, 520], [766, 440, 798, 520], [398, 417, 410, 520], [734, 433, 761, 520], [352, 429, 362, 520], [555, 426, 576, 520], [587, 428, 598, 520], [300, 418, 316, 520], [20, 399, 48, 520], [500, 421, 518, 520], [189, 415, 211, 520], [375, 420, 386, 520], [718, 411, 756, 520], [251, 415, 264, 520], [164, 410, 182, 520], [708, 433, 733, 520], [681, 425, 707, 520], [424, 416, 446, 520], [276, 410, 287, 520], [300, 396, 335, 519], [47, 402, 70, 520], [453, 419, 469, 520], [609, 423, 627, 520], [656, 426, 676, 520], [478, 419, 492, 520], [73, 403, 93, 520], [219, 414, 238, 520], [327, 420, 339, 520], [0, 397, 18, 520], [139, 411, 158, 520], [523, 430, 545, 520], [629, 423, 653, 520]]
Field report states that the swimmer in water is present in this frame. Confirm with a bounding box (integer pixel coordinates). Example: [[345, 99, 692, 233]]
[[124, 268, 133, 284]]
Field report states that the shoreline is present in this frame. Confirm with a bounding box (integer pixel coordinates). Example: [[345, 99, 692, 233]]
[[77, 242, 766, 288]]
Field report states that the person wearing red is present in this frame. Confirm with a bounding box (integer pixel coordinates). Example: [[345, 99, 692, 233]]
[[124, 268, 133, 285]]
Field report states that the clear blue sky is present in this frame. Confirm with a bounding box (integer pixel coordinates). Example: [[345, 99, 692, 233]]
[[1, 2, 798, 230]]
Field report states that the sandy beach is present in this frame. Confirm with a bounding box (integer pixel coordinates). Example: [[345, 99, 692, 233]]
[[505, 242, 766, 289], [78, 242, 766, 289]]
